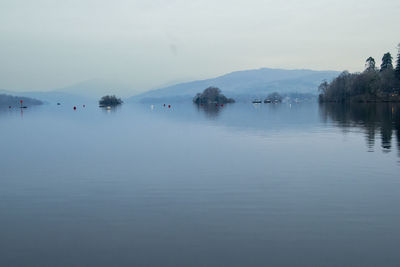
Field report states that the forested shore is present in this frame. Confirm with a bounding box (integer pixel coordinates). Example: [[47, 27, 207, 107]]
[[319, 44, 400, 103]]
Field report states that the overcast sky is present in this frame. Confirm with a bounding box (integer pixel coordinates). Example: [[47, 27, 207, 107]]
[[1, 0, 399, 94]]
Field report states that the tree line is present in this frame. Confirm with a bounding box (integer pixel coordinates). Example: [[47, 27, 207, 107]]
[[319, 44, 400, 102]]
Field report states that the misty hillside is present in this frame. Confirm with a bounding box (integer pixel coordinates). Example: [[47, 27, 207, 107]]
[[0, 89, 94, 105], [1, 79, 132, 103], [54, 79, 133, 99], [128, 68, 340, 102], [0, 93, 43, 106]]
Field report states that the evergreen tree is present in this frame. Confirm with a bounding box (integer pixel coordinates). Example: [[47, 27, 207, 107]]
[[319, 44, 400, 102], [365, 57, 376, 71], [395, 44, 400, 80], [380, 52, 393, 71]]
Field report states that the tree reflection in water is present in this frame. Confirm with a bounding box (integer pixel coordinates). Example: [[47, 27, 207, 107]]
[[320, 103, 400, 156], [195, 103, 221, 119]]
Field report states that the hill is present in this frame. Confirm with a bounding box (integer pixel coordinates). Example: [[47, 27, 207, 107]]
[[0, 93, 43, 106], [0, 89, 94, 105], [54, 79, 133, 99], [128, 68, 340, 103]]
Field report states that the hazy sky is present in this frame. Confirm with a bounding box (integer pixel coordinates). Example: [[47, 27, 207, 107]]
[[1, 0, 399, 94]]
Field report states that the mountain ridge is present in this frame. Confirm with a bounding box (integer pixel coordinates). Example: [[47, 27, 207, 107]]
[[53, 78, 134, 99], [128, 67, 340, 102]]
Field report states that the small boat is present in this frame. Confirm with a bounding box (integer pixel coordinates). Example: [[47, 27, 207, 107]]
[[252, 99, 262, 104], [264, 99, 271, 103]]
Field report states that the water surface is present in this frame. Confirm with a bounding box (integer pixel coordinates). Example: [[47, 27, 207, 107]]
[[1, 102, 399, 266]]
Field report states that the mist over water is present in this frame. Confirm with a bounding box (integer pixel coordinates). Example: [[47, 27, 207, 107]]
[[0, 103, 399, 266]]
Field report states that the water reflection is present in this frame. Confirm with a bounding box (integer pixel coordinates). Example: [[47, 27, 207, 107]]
[[320, 103, 400, 156], [0, 106, 25, 118], [194, 103, 222, 118], [1, 102, 400, 266], [100, 105, 122, 114]]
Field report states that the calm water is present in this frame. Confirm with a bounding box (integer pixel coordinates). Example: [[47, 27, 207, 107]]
[[1, 102, 399, 267]]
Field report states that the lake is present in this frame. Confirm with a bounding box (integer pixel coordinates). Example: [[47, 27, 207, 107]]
[[1, 102, 399, 267]]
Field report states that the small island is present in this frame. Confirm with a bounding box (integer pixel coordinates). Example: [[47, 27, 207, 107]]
[[264, 92, 283, 103], [319, 44, 400, 103], [99, 95, 123, 107], [193, 87, 235, 104]]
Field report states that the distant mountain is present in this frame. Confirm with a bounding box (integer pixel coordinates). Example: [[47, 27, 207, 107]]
[[0, 89, 93, 105], [0, 93, 43, 106], [54, 79, 133, 99], [0, 78, 130, 104], [128, 68, 340, 103], [0, 79, 132, 105], [20, 91, 94, 105]]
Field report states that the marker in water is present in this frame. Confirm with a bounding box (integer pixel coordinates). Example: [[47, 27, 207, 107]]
[[73, 106, 77, 110]]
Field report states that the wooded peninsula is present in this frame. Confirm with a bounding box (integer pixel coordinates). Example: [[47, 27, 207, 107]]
[[319, 44, 400, 103]]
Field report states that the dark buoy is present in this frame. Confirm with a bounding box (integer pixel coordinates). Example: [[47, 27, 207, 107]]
[[215, 104, 218, 107], [8, 106, 11, 108], [163, 104, 166, 107], [168, 105, 171, 108], [221, 104, 224, 107], [83, 104, 86, 108], [57, 103, 61, 105], [73, 106, 77, 110]]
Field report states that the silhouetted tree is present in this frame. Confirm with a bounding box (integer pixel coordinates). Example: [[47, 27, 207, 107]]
[[319, 45, 400, 103], [395, 44, 400, 80], [380, 52, 393, 71], [318, 80, 329, 102], [365, 57, 376, 71], [380, 67, 397, 93]]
